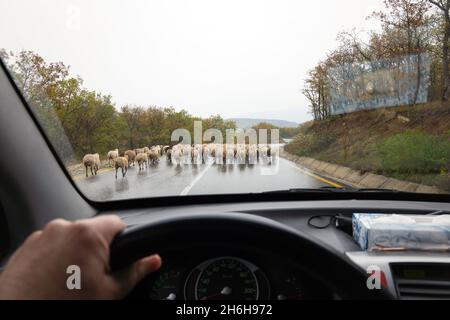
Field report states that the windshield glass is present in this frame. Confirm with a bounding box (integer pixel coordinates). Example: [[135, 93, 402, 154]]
[[1, 0, 449, 201]]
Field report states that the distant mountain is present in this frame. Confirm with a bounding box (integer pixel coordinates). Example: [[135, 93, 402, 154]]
[[228, 118, 299, 129]]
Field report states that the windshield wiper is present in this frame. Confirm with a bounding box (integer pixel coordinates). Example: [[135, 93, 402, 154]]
[[264, 186, 348, 194], [354, 188, 408, 193], [264, 187, 409, 194]]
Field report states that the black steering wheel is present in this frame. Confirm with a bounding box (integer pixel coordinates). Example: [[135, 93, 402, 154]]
[[110, 213, 392, 300]]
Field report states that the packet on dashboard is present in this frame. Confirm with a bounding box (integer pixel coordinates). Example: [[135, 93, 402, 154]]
[[352, 213, 450, 252]]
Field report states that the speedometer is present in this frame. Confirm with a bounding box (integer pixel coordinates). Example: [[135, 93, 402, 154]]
[[195, 257, 259, 300]]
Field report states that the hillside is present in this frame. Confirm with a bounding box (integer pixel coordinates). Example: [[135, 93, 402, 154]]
[[229, 118, 299, 129], [284, 102, 450, 191]]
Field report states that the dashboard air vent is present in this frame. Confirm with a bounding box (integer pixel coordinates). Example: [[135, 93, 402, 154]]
[[392, 264, 450, 300]]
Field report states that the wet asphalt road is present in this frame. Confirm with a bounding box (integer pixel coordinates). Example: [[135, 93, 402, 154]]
[[75, 155, 341, 201]]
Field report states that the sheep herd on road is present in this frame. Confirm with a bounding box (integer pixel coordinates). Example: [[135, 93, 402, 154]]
[[83, 143, 277, 179]]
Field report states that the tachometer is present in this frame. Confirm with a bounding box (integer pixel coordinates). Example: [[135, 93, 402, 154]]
[[194, 257, 259, 300], [149, 269, 184, 300]]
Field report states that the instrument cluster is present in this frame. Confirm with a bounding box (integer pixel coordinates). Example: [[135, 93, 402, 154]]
[[131, 251, 334, 300]]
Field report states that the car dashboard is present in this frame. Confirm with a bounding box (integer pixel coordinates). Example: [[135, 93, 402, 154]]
[[111, 199, 450, 300]]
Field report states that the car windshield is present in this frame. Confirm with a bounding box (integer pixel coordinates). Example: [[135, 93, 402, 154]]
[[1, 0, 449, 201]]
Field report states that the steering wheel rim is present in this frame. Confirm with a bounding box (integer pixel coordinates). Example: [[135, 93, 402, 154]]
[[110, 213, 392, 300]]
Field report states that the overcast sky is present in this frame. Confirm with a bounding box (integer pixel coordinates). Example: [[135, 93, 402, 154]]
[[0, 0, 384, 123]]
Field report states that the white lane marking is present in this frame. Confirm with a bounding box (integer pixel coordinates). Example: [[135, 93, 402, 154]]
[[180, 163, 213, 196]]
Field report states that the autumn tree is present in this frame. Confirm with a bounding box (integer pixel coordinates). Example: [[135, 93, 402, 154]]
[[428, 0, 450, 100], [120, 105, 145, 149], [371, 0, 432, 103], [303, 63, 331, 120], [371, 0, 430, 53]]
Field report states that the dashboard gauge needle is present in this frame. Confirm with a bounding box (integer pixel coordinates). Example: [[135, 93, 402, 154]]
[[221, 286, 232, 296], [277, 293, 302, 300], [165, 293, 176, 300], [202, 286, 233, 300]]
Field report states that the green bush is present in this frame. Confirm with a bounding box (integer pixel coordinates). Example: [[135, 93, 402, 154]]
[[377, 131, 450, 174]]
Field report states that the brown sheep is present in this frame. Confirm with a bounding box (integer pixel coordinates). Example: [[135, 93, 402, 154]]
[[124, 150, 137, 167], [135, 153, 148, 171], [114, 155, 129, 179], [82, 153, 100, 177], [146, 150, 159, 165]]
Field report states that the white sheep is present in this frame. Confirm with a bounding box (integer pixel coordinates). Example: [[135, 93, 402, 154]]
[[152, 145, 162, 156], [158, 145, 165, 156], [182, 145, 192, 164], [171, 145, 183, 165], [226, 144, 235, 164], [107, 149, 119, 167], [202, 145, 211, 164], [248, 144, 258, 164], [259, 145, 269, 159], [191, 145, 202, 164], [236, 144, 246, 164], [215, 144, 224, 164], [192, 148, 201, 164]]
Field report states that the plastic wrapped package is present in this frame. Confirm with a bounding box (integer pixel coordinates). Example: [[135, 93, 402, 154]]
[[352, 213, 450, 252]]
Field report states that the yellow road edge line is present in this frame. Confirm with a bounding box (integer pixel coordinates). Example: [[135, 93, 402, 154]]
[[285, 161, 343, 189]]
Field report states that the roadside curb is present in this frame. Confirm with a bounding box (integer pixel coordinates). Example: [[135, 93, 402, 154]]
[[280, 149, 446, 194]]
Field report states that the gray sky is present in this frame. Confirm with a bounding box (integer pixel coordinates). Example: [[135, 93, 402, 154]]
[[0, 0, 384, 123]]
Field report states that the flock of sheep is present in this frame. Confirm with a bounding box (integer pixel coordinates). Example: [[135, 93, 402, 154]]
[[82, 143, 277, 179]]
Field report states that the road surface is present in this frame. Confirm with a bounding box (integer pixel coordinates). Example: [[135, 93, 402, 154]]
[[75, 155, 342, 201]]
